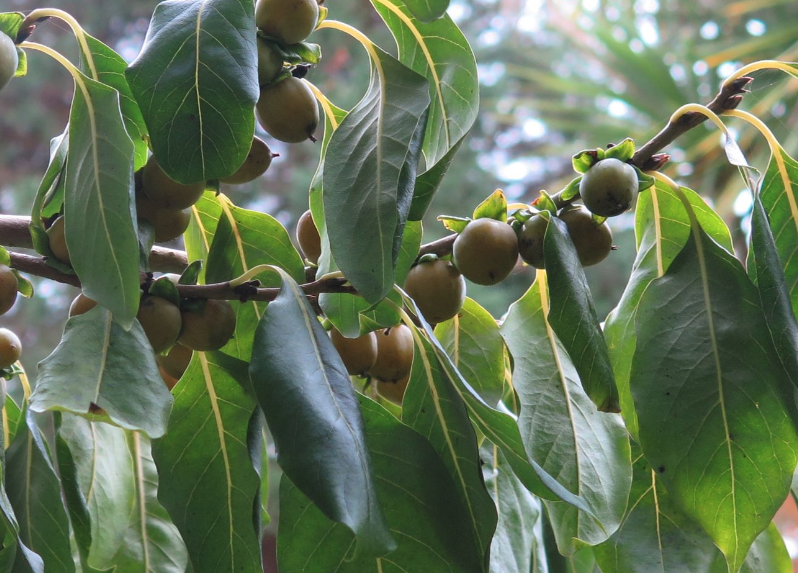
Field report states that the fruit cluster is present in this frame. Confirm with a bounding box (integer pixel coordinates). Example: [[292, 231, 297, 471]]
[[0, 263, 22, 370]]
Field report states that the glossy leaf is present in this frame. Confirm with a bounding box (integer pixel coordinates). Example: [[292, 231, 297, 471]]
[[249, 268, 394, 558], [2, 392, 21, 448], [64, 72, 140, 327], [323, 39, 430, 303], [0, 12, 23, 37], [473, 189, 508, 221], [29, 129, 68, 256], [278, 396, 485, 573], [502, 275, 631, 553], [32, 308, 172, 438], [184, 192, 224, 278], [126, 0, 259, 183], [402, 332, 497, 569], [544, 216, 619, 412], [153, 351, 262, 573], [435, 297, 505, 406], [631, 219, 798, 572]]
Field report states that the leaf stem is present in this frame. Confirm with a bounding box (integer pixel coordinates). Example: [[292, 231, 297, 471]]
[[22, 8, 98, 80], [721, 60, 798, 89]]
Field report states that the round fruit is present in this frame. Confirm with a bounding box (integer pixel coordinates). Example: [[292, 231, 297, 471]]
[[157, 343, 193, 380], [141, 155, 206, 210], [296, 210, 321, 264], [0, 33, 18, 92], [136, 295, 182, 354], [517, 215, 548, 269], [0, 328, 21, 369], [69, 293, 98, 317], [159, 366, 180, 391], [179, 299, 237, 351], [377, 372, 410, 405], [404, 258, 465, 324], [257, 38, 284, 85], [330, 328, 378, 376], [579, 158, 639, 217], [136, 196, 191, 243], [559, 206, 613, 267], [221, 137, 274, 184], [453, 218, 519, 286], [256, 77, 319, 143], [0, 264, 18, 316], [369, 325, 414, 383], [47, 216, 71, 264], [255, 0, 319, 46]]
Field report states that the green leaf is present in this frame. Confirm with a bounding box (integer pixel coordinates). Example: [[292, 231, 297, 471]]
[[2, 393, 21, 447], [64, 73, 140, 327], [184, 192, 224, 278], [31, 307, 173, 438], [126, 0, 259, 183], [10, 271, 32, 298], [604, 182, 733, 439], [631, 216, 798, 572], [278, 396, 485, 573], [0, 12, 23, 38], [370, 0, 478, 219], [249, 269, 394, 558], [6, 411, 73, 573], [401, 332, 497, 569], [323, 41, 430, 303], [603, 138, 635, 162], [473, 189, 508, 222], [560, 176, 583, 202], [544, 217, 619, 412], [434, 298, 505, 405], [269, 39, 321, 65], [153, 351, 262, 573], [502, 276, 631, 553], [437, 214, 470, 233], [402, 0, 449, 22], [572, 149, 600, 174], [31, 130, 68, 232]]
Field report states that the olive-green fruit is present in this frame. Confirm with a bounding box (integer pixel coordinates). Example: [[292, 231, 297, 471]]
[[0, 265, 18, 316], [559, 206, 613, 267], [157, 343, 193, 380], [256, 77, 319, 143], [453, 218, 519, 285], [296, 210, 321, 264], [142, 155, 206, 210], [136, 196, 191, 243], [377, 372, 410, 405], [255, 0, 319, 46], [179, 299, 237, 351], [330, 328, 378, 376], [47, 216, 71, 264], [404, 259, 466, 324], [136, 295, 182, 354], [257, 38, 284, 85], [0, 33, 18, 92], [369, 325, 414, 383], [517, 215, 548, 269], [159, 366, 180, 391], [579, 158, 639, 217], [221, 137, 274, 184], [0, 328, 21, 368], [69, 293, 97, 317]]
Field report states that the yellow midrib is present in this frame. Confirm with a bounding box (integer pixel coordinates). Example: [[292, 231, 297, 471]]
[[219, 195, 261, 320], [194, 1, 208, 176], [92, 313, 114, 403], [133, 432, 152, 572]]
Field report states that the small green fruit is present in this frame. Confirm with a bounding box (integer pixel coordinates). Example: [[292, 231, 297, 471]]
[[404, 258, 466, 324], [296, 210, 321, 264], [0, 33, 18, 92], [517, 215, 548, 269], [179, 299, 237, 351], [137, 295, 182, 354], [255, 0, 319, 46], [47, 216, 71, 265], [559, 206, 613, 267], [256, 77, 319, 143], [257, 38, 284, 85], [69, 293, 98, 317], [157, 343, 193, 381], [0, 264, 18, 316], [0, 328, 21, 368], [136, 196, 191, 243], [377, 372, 410, 405], [369, 325, 414, 383], [221, 137, 275, 184], [579, 158, 638, 217], [453, 218, 519, 285], [141, 155, 205, 210], [330, 328, 378, 376]]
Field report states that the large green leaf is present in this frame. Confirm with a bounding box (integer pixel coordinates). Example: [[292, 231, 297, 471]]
[[29, 130, 68, 256], [278, 396, 485, 573], [126, 0, 258, 183], [64, 72, 139, 327], [401, 333, 497, 570], [153, 351, 261, 573], [184, 192, 224, 282], [435, 297, 505, 406], [323, 40, 430, 303], [5, 411, 73, 573], [544, 216, 619, 413], [370, 0, 478, 219], [502, 276, 631, 553], [249, 269, 394, 559], [32, 308, 173, 438], [604, 182, 733, 438], [631, 217, 798, 572]]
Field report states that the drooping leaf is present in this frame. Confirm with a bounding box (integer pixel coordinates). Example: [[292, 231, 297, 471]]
[[153, 351, 261, 573], [249, 268, 394, 558], [2, 392, 21, 448], [544, 216, 619, 412], [323, 37, 430, 303], [126, 0, 259, 183], [278, 396, 485, 573], [29, 129, 68, 256], [631, 215, 798, 572], [32, 308, 172, 438], [435, 297, 505, 406], [64, 72, 140, 327], [502, 275, 631, 553]]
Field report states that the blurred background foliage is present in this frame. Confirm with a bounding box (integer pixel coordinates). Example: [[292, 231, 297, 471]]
[[2, 0, 798, 377]]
